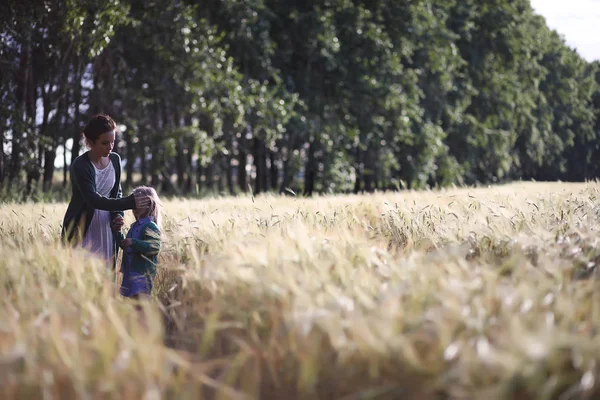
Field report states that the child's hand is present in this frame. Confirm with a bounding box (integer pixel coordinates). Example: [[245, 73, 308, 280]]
[[121, 238, 133, 248], [111, 216, 124, 232]]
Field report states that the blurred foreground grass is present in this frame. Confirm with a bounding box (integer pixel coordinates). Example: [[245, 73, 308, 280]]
[[2, 182, 600, 399]]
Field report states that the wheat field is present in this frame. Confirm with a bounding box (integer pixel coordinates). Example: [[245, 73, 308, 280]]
[[1, 182, 600, 399]]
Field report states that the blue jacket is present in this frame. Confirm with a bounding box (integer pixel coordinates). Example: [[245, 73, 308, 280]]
[[116, 216, 161, 276]]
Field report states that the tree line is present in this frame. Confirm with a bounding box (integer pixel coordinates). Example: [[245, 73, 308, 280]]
[[1, 0, 599, 199]]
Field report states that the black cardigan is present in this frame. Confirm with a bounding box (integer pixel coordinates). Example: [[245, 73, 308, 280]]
[[61, 152, 136, 265]]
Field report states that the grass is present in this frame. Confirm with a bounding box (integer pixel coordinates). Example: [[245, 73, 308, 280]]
[[1, 181, 600, 399]]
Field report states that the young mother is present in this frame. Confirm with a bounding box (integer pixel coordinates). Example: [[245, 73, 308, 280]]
[[61, 114, 150, 269]]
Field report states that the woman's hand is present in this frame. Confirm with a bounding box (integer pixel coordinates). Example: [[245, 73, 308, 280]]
[[134, 192, 151, 209], [111, 216, 124, 232]]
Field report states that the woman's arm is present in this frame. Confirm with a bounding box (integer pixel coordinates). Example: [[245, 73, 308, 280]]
[[71, 159, 136, 211]]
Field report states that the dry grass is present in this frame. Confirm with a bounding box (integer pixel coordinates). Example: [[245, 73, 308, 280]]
[[1, 181, 600, 399]]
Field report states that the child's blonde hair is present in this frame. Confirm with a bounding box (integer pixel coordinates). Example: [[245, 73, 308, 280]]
[[132, 186, 162, 227]]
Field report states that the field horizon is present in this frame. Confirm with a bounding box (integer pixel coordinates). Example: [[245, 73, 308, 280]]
[[2, 181, 600, 399]]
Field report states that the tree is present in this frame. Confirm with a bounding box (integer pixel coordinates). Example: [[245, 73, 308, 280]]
[[1, 0, 598, 199]]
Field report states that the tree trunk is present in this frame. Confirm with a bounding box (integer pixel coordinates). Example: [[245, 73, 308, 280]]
[[304, 139, 316, 196], [196, 162, 203, 194], [353, 144, 362, 194], [363, 148, 374, 193], [176, 138, 186, 190], [225, 154, 234, 195], [25, 169, 40, 198], [205, 162, 214, 192], [125, 129, 134, 189], [26, 45, 41, 194], [216, 156, 224, 193], [10, 32, 31, 183], [150, 101, 161, 187], [252, 138, 260, 194], [269, 149, 278, 190], [197, 112, 214, 193], [63, 134, 68, 187], [261, 143, 268, 192], [26, 44, 36, 131], [0, 117, 7, 185], [43, 39, 74, 192], [252, 137, 267, 194], [184, 115, 193, 193], [26, 58, 41, 198], [185, 136, 194, 193], [43, 86, 68, 191], [222, 114, 234, 195], [170, 105, 186, 192], [43, 148, 57, 192], [65, 63, 83, 188], [39, 80, 51, 176], [160, 98, 172, 193], [70, 61, 84, 168], [237, 145, 247, 192], [374, 148, 381, 191], [140, 126, 148, 186], [279, 147, 293, 193], [0, 127, 4, 184], [174, 106, 186, 191]]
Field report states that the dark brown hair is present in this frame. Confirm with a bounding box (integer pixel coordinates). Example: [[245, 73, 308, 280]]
[[82, 113, 117, 144]]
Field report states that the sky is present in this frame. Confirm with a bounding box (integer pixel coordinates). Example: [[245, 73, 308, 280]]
[[530, 0, 600, 62]]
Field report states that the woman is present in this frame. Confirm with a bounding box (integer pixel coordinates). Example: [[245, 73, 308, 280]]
[[61, 113, 150, 269]]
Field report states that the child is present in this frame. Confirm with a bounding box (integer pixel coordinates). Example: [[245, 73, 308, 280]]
[[116, 186, 162, 300]]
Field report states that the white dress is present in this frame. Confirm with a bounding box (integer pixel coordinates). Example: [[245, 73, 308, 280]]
[[81, 161, 116, 267]]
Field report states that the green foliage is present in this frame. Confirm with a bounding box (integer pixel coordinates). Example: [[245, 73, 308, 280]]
[[0, 0, 598, 199]]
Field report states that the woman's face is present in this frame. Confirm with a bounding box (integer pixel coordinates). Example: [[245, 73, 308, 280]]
[[90, 131, 115, 158]]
